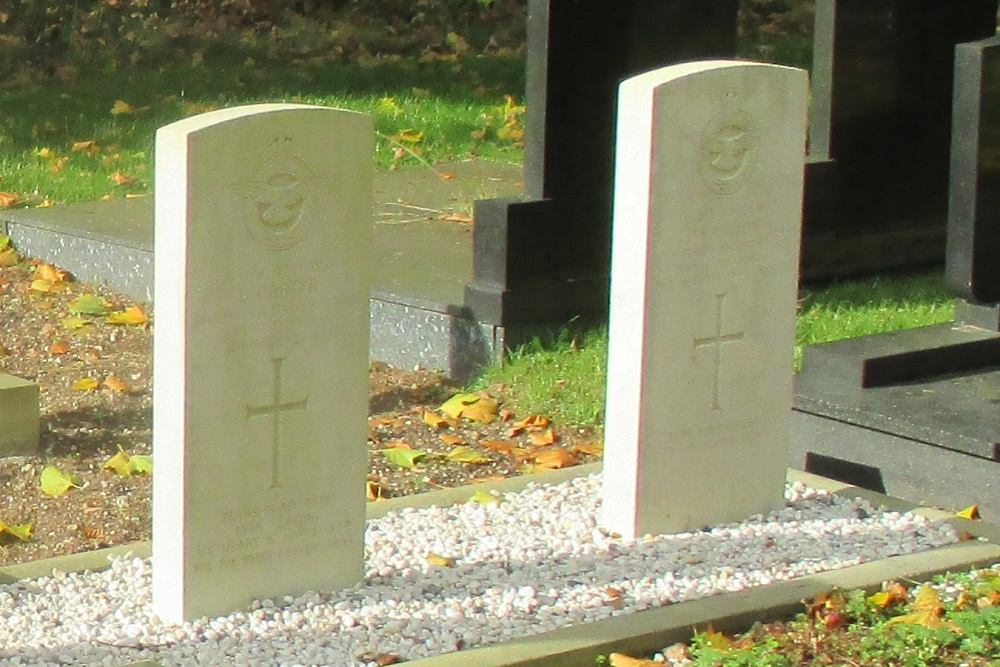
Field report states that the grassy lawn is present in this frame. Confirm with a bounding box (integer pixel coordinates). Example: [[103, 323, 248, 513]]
[[0, 48, 525, 205]]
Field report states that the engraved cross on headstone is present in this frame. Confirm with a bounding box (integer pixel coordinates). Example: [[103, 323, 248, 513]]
[[692, 293, 745, 410], [246, 357, 308, 488]]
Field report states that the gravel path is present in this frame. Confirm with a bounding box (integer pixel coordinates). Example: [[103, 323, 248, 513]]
[[0, 474, 959, 666]]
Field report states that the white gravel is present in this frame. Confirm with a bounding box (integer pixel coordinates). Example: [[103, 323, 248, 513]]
[[0, 474, 960, 667]]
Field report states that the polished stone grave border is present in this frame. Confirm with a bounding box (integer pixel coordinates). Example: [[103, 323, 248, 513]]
[[0, 161, 523, 381]]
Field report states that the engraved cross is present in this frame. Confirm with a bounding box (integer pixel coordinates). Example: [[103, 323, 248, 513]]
[[692, 294, 745, 411], [246, 357, 308, 488]]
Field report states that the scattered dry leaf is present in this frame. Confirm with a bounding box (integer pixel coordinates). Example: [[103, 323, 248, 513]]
[[533, 446, 577, 469], [422, 411, 447, 429], [440, 212, 472, 223], [573, 440, 604, 456], [529, 428, 557, 447], [103, 375, 128, 393], [49, 340, 70, 355], [109, 170, 137, 186], [885, 585, 961, 631]]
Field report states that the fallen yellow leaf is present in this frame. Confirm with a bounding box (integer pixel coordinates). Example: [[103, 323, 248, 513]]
[[0, 247, 19, 267], [72, 377, 99, 391], [391, 129, 424, 143], [30, 279, 57, 293], [868, 581, 908, 609], [470, 489, 501, 504], [445, 446, 490, 464], [110, 99, 137, 115], [422, 411, 447, 429], [425, 552, 455, 567], [609, 652, 659, 666], [60, 316, 92, 330], [34, 263, 67, 284], [106, 305, 148, 325], [884, 585, 961, 631], [956, 505, 980, 520]]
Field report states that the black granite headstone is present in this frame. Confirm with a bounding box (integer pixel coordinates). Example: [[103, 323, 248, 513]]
[[948, 36, 1000, 307], [464, 0, 738, 327], [802, 0, 998, 277]]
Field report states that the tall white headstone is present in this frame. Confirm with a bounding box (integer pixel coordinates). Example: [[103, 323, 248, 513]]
[[601, 61, 807, 538], [153, 104, 373, 622]]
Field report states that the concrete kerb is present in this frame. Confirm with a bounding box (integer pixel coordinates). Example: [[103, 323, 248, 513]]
[[0, 464, 996, 667]]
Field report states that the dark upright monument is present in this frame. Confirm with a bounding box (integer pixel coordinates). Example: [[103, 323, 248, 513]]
[[464, 0, 739, 330], [949, 36, 1000, 312], [802, 0, 1000, 278], [791, 35, 1000, 517]]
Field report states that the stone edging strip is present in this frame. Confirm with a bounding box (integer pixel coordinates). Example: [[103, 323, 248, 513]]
[[0, 464, 996, 667]]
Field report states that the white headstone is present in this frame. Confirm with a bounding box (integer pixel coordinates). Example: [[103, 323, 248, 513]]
[[152, 104, 373, 622], [601, 61, 807, 538]]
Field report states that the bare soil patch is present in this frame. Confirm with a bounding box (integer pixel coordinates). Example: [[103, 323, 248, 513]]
[[0, 252, 600, 566]]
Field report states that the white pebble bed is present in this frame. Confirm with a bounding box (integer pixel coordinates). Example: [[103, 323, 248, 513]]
[[0, 474, 960, 667]]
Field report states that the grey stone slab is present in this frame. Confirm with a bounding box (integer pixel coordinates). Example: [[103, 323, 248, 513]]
[[152, 104, 372, 622], [3, 199, 153, 301], [0, 161, 522, 379], [369, 297, 500, 380], [790, 410, 1000, 517], [601, 61, 807, 537], [0, 372, 38, 456]]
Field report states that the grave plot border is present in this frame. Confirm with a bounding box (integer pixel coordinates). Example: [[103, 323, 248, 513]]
[[1, 465, 997, 667]]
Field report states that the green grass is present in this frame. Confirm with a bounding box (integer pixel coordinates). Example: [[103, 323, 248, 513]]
[[0, 49, 525, 205], [471, 326, 609, 427], [610, 567, 1000, 666], [473, 271, 955, 427], [797, 272, 955, 348]]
